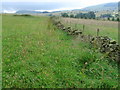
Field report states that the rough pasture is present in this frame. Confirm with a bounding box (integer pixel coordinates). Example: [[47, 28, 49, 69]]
[[61, 18, 118, 41], [52, 18, 120, 62], [2, 15, 118, 88]]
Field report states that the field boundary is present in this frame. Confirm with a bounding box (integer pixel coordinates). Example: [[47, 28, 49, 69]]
[[51, 16, 120, 62]]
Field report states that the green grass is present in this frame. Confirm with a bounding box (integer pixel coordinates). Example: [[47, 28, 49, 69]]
[[61, 18, 118, 41], [0, 14, 2, 89], [2, 15, 118, 88], [76, 24, 118, 41]]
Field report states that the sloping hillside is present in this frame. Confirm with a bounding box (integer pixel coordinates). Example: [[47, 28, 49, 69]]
[[81, 2, 118, 11]]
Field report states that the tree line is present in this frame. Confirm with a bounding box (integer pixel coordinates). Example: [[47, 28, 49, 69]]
[[100, 14, 120, 21], [61, 12, 120, 21], [61, 11, 96, 19]]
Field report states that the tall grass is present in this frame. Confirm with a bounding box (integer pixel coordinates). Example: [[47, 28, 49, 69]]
[[61, 18, 118, 41], [0, 14, 2, 89], [2, 15, 118, 88]]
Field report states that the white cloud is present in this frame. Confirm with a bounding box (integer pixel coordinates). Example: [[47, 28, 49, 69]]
[[35, 7, 81, 12], [3, 10, 16, 13], [2, 0, 120, 8], [3, 0, 119, 2]]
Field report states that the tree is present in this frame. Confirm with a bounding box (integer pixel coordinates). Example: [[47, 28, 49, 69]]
[[84, 16, 87, 19], [70, 14, 74, 18], [100, 14, 112, 18], [115, 14, 119, 17], [61, 13, 69, 17], [83, 13, 87, 19], [107, 17, 110, 21], [75, 13, 83, 18], [87, 11, 96, 19], [75, 12, 96, 19], [116, 17, 120, 21], [112, 17, 115, 21]]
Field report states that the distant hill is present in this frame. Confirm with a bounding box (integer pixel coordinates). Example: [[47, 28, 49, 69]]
[[16, 10, 41, 14], [80, 2, 118, 11], [16, 10, 50, 14]]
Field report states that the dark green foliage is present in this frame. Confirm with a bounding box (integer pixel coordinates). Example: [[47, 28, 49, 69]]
[[75, 13, 83, 18], [61, 13, 69, 17], [100, 14, 112, 18], [42, 11, 49, 13], [21, 14, 31, 16], [107, 17, 110, 20], [75, 11, 96, 19], [70, 14, 74, 18], [84, 17, 87, 19], [61, 12, 96, 19], [115, 14, 119, 17], [112, 17, 115, 21], [13, 14, 31, 17], [87, 11, 96, 19], [116, 17, 120, 21]]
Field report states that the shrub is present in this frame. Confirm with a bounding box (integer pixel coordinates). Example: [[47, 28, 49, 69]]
[[112, 17, 115, 21], [107, 17, 110, 21], [116, 17, 120, 21], [70, 14, 74, 18]]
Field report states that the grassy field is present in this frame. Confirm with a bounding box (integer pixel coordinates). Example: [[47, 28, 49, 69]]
[[61, 18, 118, 41], [0, 14, 2, 89], [2, 15, 118, 88]]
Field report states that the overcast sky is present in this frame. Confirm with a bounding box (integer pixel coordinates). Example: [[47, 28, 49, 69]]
[[2, 0, 120, 10]]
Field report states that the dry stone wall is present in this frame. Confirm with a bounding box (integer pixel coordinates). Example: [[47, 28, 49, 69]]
[[51, 17, 120, 62]]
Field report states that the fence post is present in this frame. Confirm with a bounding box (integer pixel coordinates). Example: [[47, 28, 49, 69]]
[[97, 28, 99, 36], [83, 25, 85, 32]]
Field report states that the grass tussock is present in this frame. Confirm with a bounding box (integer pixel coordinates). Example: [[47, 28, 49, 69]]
[[2, 15, 118, 88]]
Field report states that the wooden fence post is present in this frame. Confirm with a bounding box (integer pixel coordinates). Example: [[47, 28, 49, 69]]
[[83, 25, 85, 32], [97, 28, 100, 36]]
